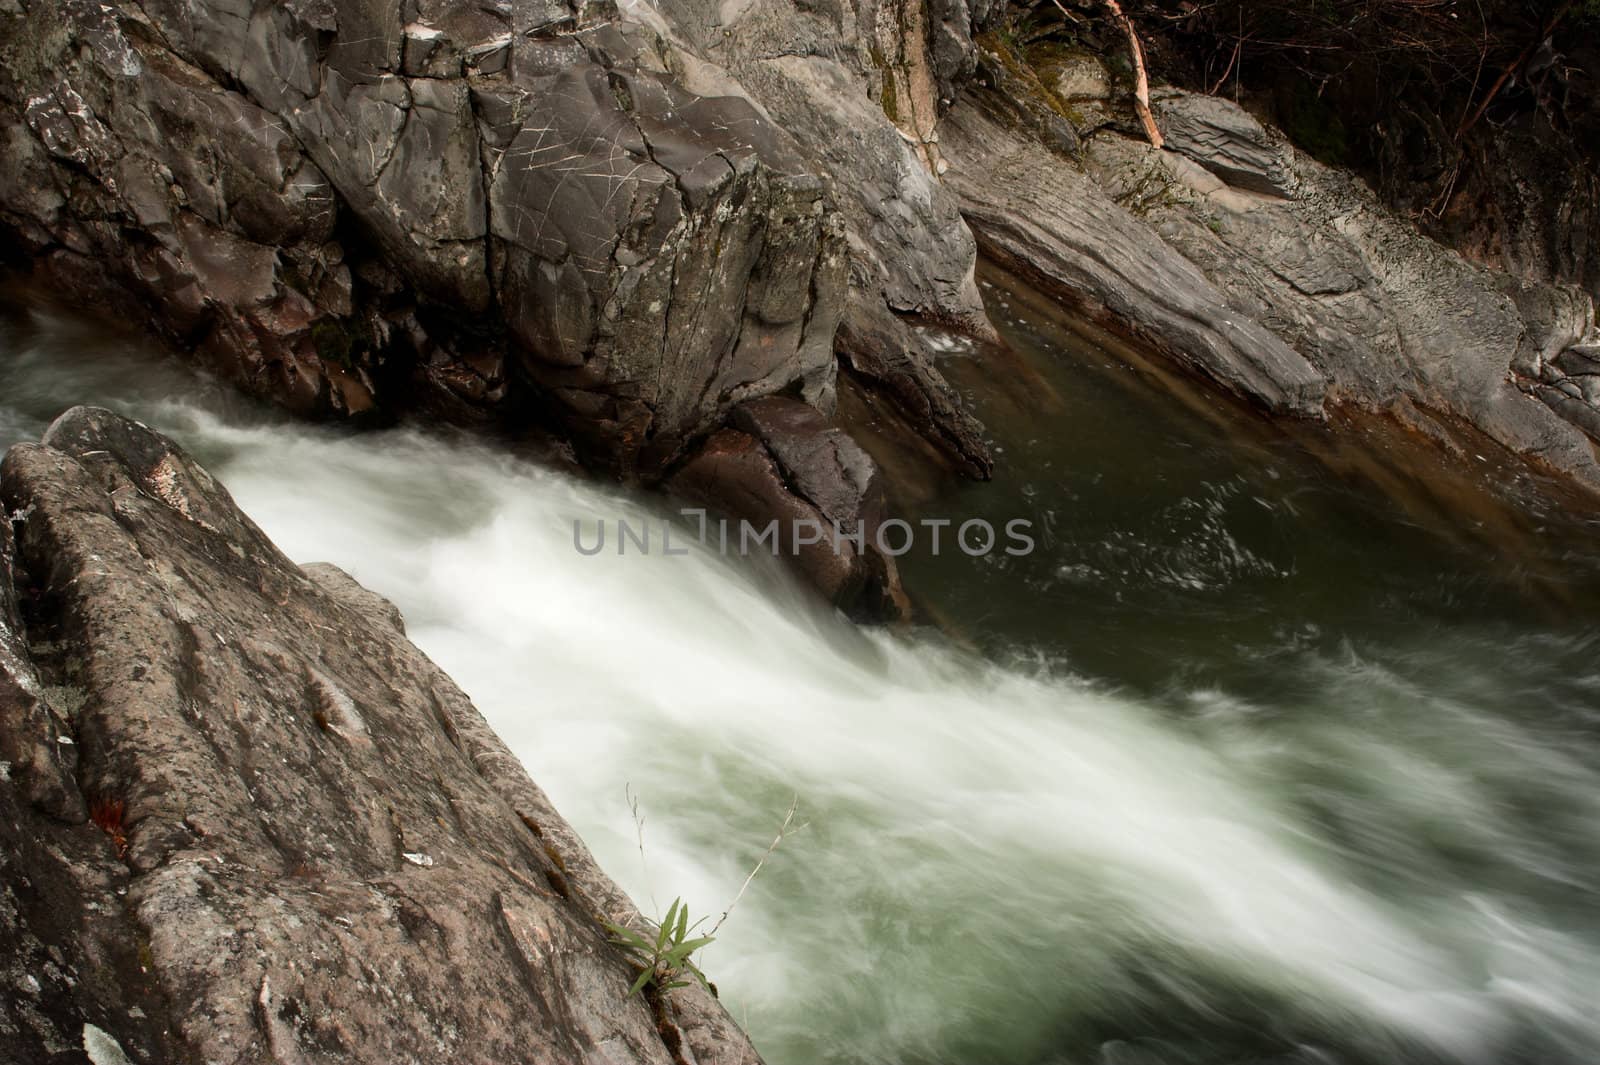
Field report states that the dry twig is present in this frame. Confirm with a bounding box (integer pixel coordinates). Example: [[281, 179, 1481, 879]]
[[708, 795, 806, 937]]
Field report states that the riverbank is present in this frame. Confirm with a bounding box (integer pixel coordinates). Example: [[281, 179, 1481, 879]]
[[7, 0, 1599, 609], [7, 279, 1600, 1065]]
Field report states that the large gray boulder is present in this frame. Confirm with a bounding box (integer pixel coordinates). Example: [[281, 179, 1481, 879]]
[[637, 0, 1001, 474], [940, 97, 1329, 416], [0, 0, 846, 474], [0, 407, 762, 1064], [1080, 98, 1600, 489]]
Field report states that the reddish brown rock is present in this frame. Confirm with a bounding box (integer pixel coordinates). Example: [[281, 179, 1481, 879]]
[[669, 398, 908, 620]]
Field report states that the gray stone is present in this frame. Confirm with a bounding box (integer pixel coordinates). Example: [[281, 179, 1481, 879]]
[[940, 102, 1328, 416], [835, 303, 994, 478], [1154, 92, 1297, 199], [1554, 344, 1600, 378], [0, 0, 851, 474], [731, 395, 885, 534], [941, 71, 1600, 492], [669, 401, 909, 620], [0, 408, 763, 1065], [651, 0, 1002, 464]]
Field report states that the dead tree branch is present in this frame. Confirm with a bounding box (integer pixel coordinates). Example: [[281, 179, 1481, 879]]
[[1052, 0, 1165, 147]]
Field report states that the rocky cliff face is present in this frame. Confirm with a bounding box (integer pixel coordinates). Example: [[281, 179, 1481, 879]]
[[0, 406, 761, 1064], [5, 0, 1600, 609], [1, 0, 845, 476], [0, 0, 966, 614]]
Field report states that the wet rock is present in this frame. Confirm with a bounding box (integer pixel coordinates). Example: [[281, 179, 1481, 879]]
[[0, 0, 849, 473], [941, 76, 1600, 492], [732, 396, 888, 537], [654, 0, 1003, 461], [835, 305, 994, 479], [669, 400, 908, 620], [0, 408, 762, 1064]]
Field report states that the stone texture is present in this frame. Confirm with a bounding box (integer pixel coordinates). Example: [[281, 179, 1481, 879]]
[[0, 0, 848, 474], [0, 508, 84, 823], [0, 407, 762, 1065], [940, 64, 1600, 492], [968, 44, 1082, 160], [1082, 98, 1600, 490], [649, 0, 1001, 471], [1153, 91, 1296, 199], [835, 304, 993, 479], [670, 398, 908, 620], [9, 0, 1600, 564], [940, 99, 1328, 417]]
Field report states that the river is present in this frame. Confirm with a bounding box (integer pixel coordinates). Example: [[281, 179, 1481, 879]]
[[4, 272, 1600, 1065]]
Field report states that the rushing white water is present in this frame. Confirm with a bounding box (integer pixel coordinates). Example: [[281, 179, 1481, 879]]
[[5, 307, 1600, 1065]]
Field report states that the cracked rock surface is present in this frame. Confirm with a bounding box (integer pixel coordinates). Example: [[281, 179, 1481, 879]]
[[670, 395, 909, 619], [0, 0, 847, 476], [0, 406, 761, 1064]]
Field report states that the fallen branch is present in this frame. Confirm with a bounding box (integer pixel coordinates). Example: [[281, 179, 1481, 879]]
[[1208, 36, 1242, 97]]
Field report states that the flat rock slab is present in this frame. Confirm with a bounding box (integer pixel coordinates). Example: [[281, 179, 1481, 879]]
[[940, 99, 1328, 418], [0, 407, 761, 1065]]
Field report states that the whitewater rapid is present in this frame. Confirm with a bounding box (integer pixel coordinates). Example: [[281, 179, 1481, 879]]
[[5, 307, 1600, 1065]]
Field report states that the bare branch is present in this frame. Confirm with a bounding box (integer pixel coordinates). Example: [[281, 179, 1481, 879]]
[[626, 783, 660, 918], [1087, 0, 1165, 148], [1455, 0, 1576, 140]]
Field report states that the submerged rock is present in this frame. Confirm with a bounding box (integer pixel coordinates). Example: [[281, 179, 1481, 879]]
[[0, 407, 762, 1064]]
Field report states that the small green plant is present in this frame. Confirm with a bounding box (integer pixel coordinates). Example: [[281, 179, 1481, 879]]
[[605, 897, 716, 997], [606, 790, 803, 999]]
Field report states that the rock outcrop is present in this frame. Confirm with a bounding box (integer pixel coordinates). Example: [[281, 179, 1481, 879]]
[[0, 0, 1005, 482], [943, 40, 1600, 492], [0, 0, 845, 476], [669, 395, 908, 619], [941, 93, 1328, 417], [8, 0, 1600, 587], [0, 0, 987, 611], [647, 0, 1001, 475], [0, 407, 761, 1064]]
